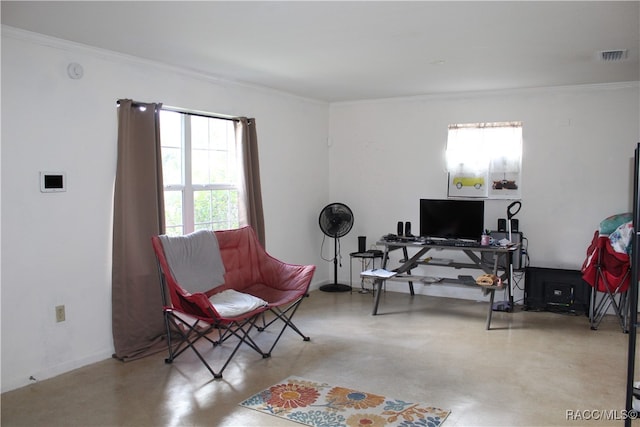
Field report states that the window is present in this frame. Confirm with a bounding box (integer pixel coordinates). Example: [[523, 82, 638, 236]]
[[446, 122, 522, 199], [160, 110, 240, 235]]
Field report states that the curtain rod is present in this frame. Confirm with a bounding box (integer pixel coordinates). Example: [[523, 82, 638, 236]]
[[116, 100, 252, 124], [161, 105, 243, 123], [116, 99, 161, 110], [449, 121, 522, 129]]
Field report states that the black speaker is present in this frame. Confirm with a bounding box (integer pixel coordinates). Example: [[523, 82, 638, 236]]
[[397, 221, 404, 236], [511, 219, 519, 232], [404, 221, 412, 236], [498, 218, 507, 231], [358, 236, 366, 253]]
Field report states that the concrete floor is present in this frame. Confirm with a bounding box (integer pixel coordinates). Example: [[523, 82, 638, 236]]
[[1, 288, 636, 426]]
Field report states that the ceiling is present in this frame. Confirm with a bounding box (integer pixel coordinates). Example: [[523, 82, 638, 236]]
[[2, 1, 639, 102]]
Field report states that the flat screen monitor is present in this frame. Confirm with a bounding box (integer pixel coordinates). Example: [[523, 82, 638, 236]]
[[419, 199, 485, 241]]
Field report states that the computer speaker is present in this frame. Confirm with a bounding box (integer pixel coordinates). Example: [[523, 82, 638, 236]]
[[498, 218, 507, 231], [397, 221, 404, 236], [405, 221, 412, 236], [358, 236, 366, 253]]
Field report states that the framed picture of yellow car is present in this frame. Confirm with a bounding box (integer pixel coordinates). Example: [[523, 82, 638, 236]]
[[448, 171, 489, 198]]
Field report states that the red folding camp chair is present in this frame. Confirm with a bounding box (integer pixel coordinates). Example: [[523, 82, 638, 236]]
[[152, 226, 315, 378], [152, 230, 271, 379], [582, 230, 631, 332]]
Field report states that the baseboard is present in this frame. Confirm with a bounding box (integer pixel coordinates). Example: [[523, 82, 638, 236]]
[[1, 349, 113, 393]]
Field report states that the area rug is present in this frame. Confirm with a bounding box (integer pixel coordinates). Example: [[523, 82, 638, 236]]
[[239, 376, 450, 427]]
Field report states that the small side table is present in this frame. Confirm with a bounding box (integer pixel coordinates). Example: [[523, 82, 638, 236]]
[[350, 251, 384, 293]]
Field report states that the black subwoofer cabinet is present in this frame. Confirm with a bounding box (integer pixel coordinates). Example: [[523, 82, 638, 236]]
[[524, 267, 591, 314]]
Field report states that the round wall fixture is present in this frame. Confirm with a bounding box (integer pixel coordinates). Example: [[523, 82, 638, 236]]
[[67, 62, 84, 79]]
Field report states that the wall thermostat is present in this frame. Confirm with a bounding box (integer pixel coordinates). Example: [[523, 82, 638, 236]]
[[40, 172, 66, 193]]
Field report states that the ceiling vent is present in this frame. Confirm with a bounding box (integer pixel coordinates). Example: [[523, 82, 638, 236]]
[[598, 49, 628, 62]]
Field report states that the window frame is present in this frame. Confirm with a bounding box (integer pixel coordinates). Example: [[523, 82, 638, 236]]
[[160, 108, 241, 235]]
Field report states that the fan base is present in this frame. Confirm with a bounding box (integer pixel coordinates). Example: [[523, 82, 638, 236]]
[[319, 283, 352, 292]]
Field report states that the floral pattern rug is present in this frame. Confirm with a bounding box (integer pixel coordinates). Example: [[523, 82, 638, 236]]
[[239, 376, 450, 427]]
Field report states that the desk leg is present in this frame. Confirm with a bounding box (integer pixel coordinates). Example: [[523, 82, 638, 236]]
[[402, 247, 415, 296], [486, 289, 496, 330], [372, 279, 384, 315]]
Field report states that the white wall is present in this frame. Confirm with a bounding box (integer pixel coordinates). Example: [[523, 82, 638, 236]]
[[328, 83, 640, 302], [2, 25, 639, 393], [0, 28, 330, 392]]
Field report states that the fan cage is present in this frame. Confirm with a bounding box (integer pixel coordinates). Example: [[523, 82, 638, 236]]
[[319, 203, 354, 239]]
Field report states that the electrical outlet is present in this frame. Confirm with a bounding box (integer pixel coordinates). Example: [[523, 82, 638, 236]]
[[55, 305, 65, 322]]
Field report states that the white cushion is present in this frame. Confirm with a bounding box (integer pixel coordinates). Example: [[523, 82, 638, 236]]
[[208, 289, 267, 318]]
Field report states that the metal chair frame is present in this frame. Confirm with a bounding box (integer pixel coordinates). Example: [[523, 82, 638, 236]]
[[214, 226, 315, 355], [589, 256, 630, 332], [586, 235, 631, 332], [152, 236, 270, 379], [255, 295, 311, 354]]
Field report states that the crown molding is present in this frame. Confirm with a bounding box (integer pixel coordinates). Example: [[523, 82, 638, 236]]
[[4, 25, 636, 107], [1, 25, 329, 106]]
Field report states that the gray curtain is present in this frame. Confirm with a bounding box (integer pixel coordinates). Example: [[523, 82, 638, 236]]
[[112, 99, 167, 361], [236, 117, 265, 246]]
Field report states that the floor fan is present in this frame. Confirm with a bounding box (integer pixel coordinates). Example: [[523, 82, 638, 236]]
[[318, 202, 354, 292]]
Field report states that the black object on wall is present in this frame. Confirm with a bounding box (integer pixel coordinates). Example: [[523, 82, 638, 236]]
[[525, 267, 591, 314]]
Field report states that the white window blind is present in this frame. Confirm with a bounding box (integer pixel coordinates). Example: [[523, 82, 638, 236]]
[[446, 122, 522, 199]]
